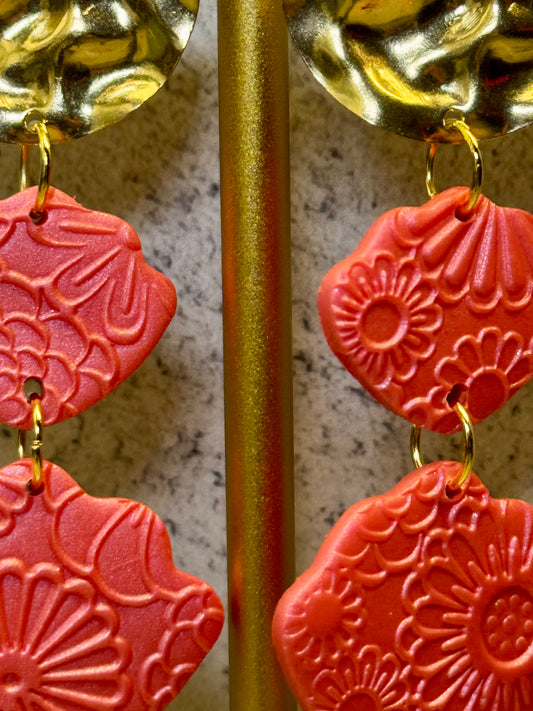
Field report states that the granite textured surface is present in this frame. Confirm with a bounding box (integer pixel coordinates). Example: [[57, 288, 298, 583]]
[[1, 2, 533, 710]]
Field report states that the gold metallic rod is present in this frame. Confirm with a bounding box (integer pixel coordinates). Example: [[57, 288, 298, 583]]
[[218, 0, 295, 709]]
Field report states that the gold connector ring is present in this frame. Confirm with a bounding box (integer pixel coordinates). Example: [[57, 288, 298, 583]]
[[410, 401, 475, 494], [426, 117, 483, 216], [20, 116, 51, 221], [30, 397, 44, 492], [18, 396, 44, 494]]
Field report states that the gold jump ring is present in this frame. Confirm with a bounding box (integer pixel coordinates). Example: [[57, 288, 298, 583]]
[[18, 397, 44, 494], [410, 401, 475, 494], [20, 116, 51, 220], [31, 397, 44, 492], [425, 117, 483, 216]]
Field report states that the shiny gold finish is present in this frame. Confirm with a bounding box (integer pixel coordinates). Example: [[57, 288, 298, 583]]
[[0, 0, 198, 144], [411, 402, 475, 492], [218, 0, 295, 707], [426, 116, 483, 214], [409, 425, 424, 470], [20, 118, 52, 217], [285, 0, 533, 141], [19, 397, 44, 492], [447, 402, 475, 491], [31, 397, 44, 491]]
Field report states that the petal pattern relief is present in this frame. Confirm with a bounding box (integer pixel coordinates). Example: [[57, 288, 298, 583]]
[[0, 460, 224, 710], [276, 568, 366, 672], [404, 327, 533, 432], [273, 461, 533, 711], [398, 497, 533, 710], [319, 188, 533, 432], [0, 465, 32, 537], [0, 559, 130, 711], [0, 187, 177, 428], [313, 647, 408, 711], [325, 256, 442, 388], [139, 587, 225, 708], [392, 188, 533, 312]]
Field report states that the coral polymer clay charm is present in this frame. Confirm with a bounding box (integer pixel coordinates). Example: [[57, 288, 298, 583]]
[[0, 459, 224, 711], [273, 460, 533, 711], [318, 186, 533, 432], [0, 186, 177, 429]]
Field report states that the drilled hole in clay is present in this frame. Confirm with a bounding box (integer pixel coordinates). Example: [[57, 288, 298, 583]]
[[23, 378, 43, 401], [445, 483, 464, 501], [446, 383, 467, 408], [454, 205, 474, 223], [26, 480, 44, 496], [30, 209, 47, 225]]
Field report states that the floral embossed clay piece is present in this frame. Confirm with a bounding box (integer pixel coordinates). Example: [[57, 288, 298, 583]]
[[273, 460, 533, 711], [0, 459, 224, 710], [318, 187, 533, 432], [0, 186, 177, 429]]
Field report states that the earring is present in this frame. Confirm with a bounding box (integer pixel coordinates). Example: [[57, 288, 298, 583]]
[[0, 5, 223, 710], [273, 3, 533, 710]]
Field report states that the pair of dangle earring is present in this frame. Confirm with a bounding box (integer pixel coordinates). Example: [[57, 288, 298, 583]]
[[0, 2, 224, 707]]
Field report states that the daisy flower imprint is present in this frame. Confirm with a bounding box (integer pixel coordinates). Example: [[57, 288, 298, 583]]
[[312, 646, 409, 711], [275, 568, 366, 671], [0, 559, 130, 711], [398, 496, 533, 711], [436, 328, 533, 423], [405, 327, 533, 431], [321, 255, 442, 390]]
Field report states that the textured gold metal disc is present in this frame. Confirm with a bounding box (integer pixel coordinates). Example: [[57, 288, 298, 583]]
[[285, 0, 533, 142], [0, 0, 198, 144]]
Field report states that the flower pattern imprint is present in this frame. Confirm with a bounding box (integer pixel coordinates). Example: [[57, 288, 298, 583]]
[[0, 559, 130, 711], [0, 465, 31, 537], [318, 187, 533, 431], [140, 586, 225, 709], [0, 459, 224, 710], [436, 328, 533, 422], [273, 463, 496, 711], [0, 186, 177, 428], [404, 327, 533, 431], [278, 568, 366, 670], [312, 646, 408, 711], [398, 498, 533, 711], [326, 256, 442, 388], [0, 307, 118, 427], [390, 186, 533, 313]]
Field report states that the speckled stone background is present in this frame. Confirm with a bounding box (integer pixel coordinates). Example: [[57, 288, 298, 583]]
[[1, 3, 533, 710]]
